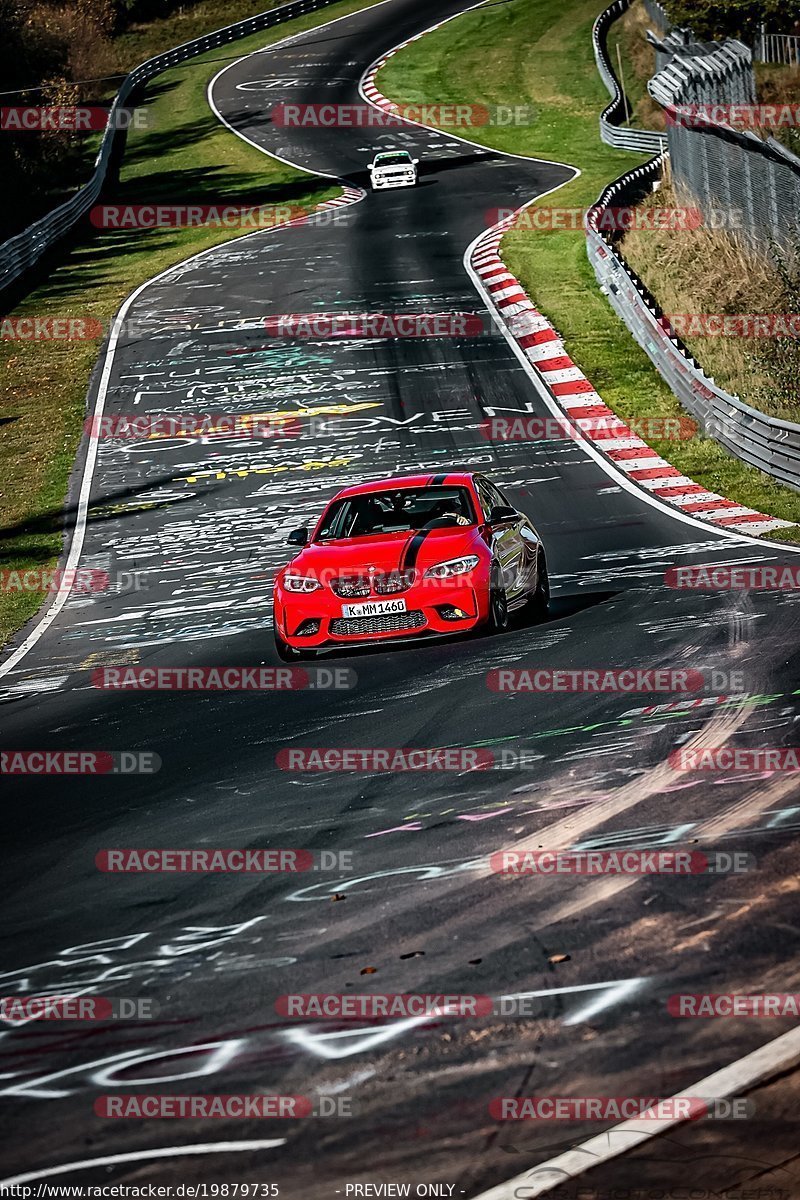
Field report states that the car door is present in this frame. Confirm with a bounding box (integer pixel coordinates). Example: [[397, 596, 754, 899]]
[[476, 477, 527, 598], [494, 479, 541, 593]]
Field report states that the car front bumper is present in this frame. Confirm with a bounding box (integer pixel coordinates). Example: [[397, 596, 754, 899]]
[[369, 172, 417, 189], [274, 581, 488, 649]]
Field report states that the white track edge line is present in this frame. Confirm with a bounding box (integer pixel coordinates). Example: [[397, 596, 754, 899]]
[[470, 1025, 800, 1198], [0, 1140, 288, 1188], [357, 2, 580, 173], [464, 225, 800, 551], [0, 0, 386, 679], [359, 12, 800, 552]]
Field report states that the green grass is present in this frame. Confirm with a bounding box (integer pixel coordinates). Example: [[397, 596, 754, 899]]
[[376, 0, 800, 541], [0, 0, 381, 647]]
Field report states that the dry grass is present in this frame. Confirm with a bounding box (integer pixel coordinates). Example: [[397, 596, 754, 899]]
[[755, 62, 800, 156], [621, 168, 800, 422], [607, 0, 665, 131]]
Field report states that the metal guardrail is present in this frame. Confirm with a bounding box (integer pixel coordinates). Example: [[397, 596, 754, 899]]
[[648, 34, 755, 108], [641, 0, 670, 33], [756, 31, 800, 67], [585, 161, 800, 492], [586, 0, 800, 492], [0, 0, 343, 296], [593, 0, 668, 154]]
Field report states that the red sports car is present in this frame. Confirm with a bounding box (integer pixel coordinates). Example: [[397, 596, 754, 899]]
[[273, 472, 548, 659]]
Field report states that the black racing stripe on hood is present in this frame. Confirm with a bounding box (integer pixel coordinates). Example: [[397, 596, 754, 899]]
[[400, 528, 431, 574], [401, 478, 449, 569]]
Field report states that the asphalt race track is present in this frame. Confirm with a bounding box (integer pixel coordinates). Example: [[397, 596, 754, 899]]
[[2, 0, 800, 1194]]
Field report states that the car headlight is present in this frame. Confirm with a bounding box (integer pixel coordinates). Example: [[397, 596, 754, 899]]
[[283, 574, 322, 594], [424, 555, 480, 580]]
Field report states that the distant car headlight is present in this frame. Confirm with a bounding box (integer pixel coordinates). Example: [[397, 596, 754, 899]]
[[424, 555, 480, 580], [283, 574, 322, 594]]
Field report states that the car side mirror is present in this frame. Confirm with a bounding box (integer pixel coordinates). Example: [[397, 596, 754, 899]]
[[488, 505, 517, 525], [287, 527, 309, 546], [412, 158, 420, 165]]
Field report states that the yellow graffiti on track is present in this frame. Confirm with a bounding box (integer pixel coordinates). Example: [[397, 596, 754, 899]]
[[184, 456, 357, 484]]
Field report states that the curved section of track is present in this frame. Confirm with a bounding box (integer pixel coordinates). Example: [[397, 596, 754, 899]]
[[1, 0, 800, 1195]]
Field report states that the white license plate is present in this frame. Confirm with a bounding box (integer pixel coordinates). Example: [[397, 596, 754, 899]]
[[341, 598, 407, 618]]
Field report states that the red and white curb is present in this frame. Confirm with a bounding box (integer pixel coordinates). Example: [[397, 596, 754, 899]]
[[318, 184, 366, 210], [287, 183, 365, 228], [265, 184, 365, 234], [361, 38, 426, 114], [361, 57, 793, 538], [471, 215, 793, 536]]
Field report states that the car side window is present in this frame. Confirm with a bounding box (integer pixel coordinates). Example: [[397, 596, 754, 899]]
[[489, 480, 512, 509], [476, 477, 510, 517], [475, 478, 495, 521]]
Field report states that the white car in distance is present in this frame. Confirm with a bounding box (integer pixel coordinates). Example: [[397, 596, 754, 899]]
[[367, 150, 419, 190]]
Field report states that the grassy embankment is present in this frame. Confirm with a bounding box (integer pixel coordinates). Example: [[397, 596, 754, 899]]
[[0, 0, 380, 646], [375, 0, 800, 540]]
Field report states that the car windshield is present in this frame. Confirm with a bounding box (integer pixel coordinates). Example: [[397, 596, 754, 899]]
[[316, 486, 476, 540], [375, 153, 411, 166]]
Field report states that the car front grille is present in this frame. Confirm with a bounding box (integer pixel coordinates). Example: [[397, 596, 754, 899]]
[[331, 572, 416, 597], [330, 610, 427, 636], [331, 576, 371, 598], [373, 571, 415, 594]]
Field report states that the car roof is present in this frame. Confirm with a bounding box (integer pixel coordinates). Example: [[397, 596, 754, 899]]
[[330, 473, 477, 501], [374, 150, 411, 158]]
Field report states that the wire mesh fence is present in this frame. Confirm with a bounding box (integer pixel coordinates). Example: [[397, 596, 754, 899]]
[[647, 34, 800, 253], [586, 159, 800, 492], [586, 1, 800, 492]]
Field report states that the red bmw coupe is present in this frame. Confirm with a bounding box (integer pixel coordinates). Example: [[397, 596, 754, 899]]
[[272, 472, 548, 659]]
